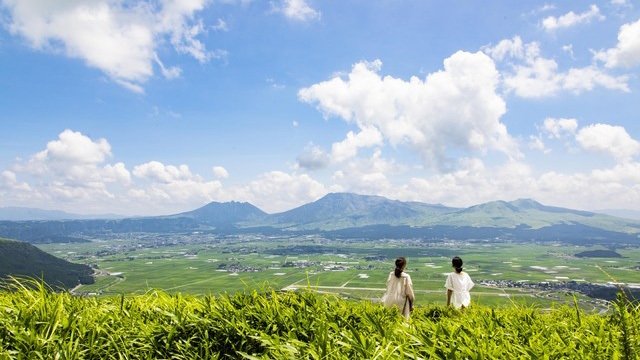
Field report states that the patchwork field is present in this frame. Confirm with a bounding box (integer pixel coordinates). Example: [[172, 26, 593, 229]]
[[37, 234, 640, 312]]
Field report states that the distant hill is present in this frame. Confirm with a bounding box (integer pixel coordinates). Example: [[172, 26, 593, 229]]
[[0, 238, 94, 290], [170, 201, 267, 227], [0, 206, 124, 221], [262, 193, 454, 230], [593, 209, 640, 221], [0, 193, 639, 246]]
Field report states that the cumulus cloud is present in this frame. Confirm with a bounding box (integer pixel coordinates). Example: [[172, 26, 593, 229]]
[[296, 143, 331, 170], [485, 36, 629, 97], [0, 170, 32, 192], [575, 123, 640, 163], [594, 19, 640, 68], [541, 5, 605, 32], [212, 166, 229, 179], [299, 53, 518, 171], [542, 117, 578, 139], [330, 149, 399, 195], [133, 161, 198, 183], [331, 127, 384, 163], [14, 129, 114, 183], [271, 0, 321, 22], [1, 0, 215, 92], [127, 175, 224, 212], [232, 171, 328, 213], [2, 130, 140, 212]]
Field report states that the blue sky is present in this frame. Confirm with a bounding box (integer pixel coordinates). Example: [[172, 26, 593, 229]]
[[1, 0, 639, 216]]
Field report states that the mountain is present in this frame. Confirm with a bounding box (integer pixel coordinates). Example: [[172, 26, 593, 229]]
[[0, 193, 639, 245], [0, 206, 124, 221], [0, 238, 94, 290], [420, 198, 628, 229], [261, 193, 454, 230], [593, 209, 640, 221], [170, 201, 267, 227]]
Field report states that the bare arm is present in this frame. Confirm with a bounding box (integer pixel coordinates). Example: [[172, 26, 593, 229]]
[[446, 289, 452, 306]]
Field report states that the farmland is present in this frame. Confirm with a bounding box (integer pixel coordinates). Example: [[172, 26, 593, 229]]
[[36, 234, 640, 312]]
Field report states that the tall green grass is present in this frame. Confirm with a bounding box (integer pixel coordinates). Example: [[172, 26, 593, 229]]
[[0, 279, 638, 359]]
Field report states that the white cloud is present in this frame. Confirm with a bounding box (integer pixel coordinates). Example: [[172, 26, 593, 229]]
[[0, 170, 32, 192], [133, 161, 198, 183], [610, 0, 629, 6], [485, 37, 629, 97], [2, 130, 142, 212], [45, 129, 111, 164], [575, 123, 640, 163], [212, 166, 229, 179], [483, 36, 525, 62], [127, 176, 224, 212], [299, 53, 518, 171], [296, 143, 331, 170], [528, 135, 549, 153], [2, 0, 214, 91], [103, 163, 132, 186], [212, 18, 229, 32], [541, 4, 605, 32], [232, 171, 328, 213], [563, 66, 629, 93], [271, 0, 320, 22], [331, 127, 383, 162], [542, 117, 578, 139], [594, 19, 640, 68], [536, 168, 640, 211], [329, 149, 399, 195], [13, 129, 115, 184]]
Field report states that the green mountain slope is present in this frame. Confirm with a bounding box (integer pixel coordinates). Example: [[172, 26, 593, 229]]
[[414, 198, 640, 232], [0, 238, 94, 290]]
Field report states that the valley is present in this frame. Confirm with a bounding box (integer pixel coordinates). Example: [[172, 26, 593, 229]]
[[37, 233, 640, 313]]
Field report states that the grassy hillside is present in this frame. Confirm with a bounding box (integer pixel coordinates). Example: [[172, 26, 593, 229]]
[[0, 282, 637, 359], [0, 238, 94, 290]]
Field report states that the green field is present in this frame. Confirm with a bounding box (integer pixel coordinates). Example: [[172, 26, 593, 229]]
[[37, 235, 640, 312]]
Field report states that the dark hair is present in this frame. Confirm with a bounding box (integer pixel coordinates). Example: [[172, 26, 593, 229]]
[[394, 257, 406, 278], [452, 256, 463, 273]]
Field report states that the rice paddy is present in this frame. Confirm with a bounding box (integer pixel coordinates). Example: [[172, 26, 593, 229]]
[[36, 235, 640, 312]]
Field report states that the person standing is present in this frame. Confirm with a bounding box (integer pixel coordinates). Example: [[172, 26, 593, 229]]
[[383, 257, 415, 320], [445, 256, 474, 309]]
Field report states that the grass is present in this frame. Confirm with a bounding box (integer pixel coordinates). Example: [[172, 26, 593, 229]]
[[0, 279, 638, 359]]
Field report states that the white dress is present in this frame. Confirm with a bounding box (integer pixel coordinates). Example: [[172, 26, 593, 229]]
[[445, 271, 474, 309], [383, 272, 415, 319]]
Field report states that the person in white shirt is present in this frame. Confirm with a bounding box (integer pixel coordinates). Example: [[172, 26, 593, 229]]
[[445, 256, 474, 309], [383, 257, 415, 320]]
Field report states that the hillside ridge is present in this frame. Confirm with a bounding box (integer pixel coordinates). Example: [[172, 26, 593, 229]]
[[1, 193, 639, 245]]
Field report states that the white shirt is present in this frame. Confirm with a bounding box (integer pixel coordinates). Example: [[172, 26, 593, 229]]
[[445, 271, 474, 309], [383, 272, 415, 318]]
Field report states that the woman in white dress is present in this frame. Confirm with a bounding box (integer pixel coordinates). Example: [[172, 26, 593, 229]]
[[383, 257, 415, 320], [445, 256, 474, 309]]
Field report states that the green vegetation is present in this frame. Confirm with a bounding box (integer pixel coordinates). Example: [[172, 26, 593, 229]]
[[0, 238, 94, 290], [0, 280, 638, 359], [35, 236, 640, 312]]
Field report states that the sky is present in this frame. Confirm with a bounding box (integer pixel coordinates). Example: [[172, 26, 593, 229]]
[[1, 0, 640, 216]]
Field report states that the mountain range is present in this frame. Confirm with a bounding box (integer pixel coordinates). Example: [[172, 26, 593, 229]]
[[1, 193, 639, 246]]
